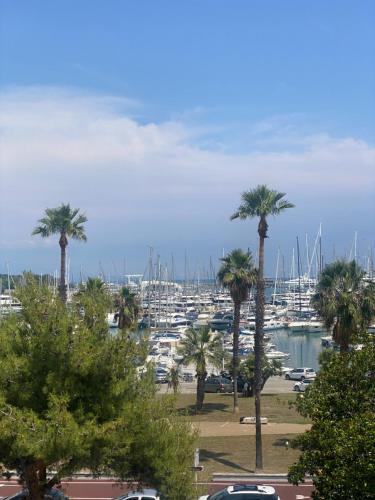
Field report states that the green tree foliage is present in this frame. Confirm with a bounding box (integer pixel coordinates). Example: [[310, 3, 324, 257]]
[[239, 354, 282, 396], [115, 286, 140, 330], [178, 327, 224, 411], [0, 276, 196, 499], [231, 184, 294, 468], [32, 204, 87, 303], [217, 249, 256, 412], [312, 260, 375, 352], [75, 277, 112, 332], [288, 338, 375, 499]]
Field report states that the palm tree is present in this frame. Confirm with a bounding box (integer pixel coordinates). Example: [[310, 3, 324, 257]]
[[84, 277, 106, 294], [32, 204, 87, 303], [167, 366, 180, 395], [178, 326, 224, 411], [231, 185, 294, 469], [312, 260, 375, 353], [239, 354, 282, 396], [217, 249, 257, 413], [76, 277, 111, 331], [115, 286, 140, 330]]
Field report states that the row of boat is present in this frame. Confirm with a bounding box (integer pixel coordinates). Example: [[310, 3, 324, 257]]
[[106, 285, 326, 370]]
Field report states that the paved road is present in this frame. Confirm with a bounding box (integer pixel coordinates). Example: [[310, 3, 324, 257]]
[[0, 478, 313, 500], [158, 376, 297, 395], [194, 421, 311, 437]]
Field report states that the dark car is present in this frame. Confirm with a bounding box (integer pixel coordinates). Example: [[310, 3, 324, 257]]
[[3, 488, 68, 500], [235, 377, 245, 392], [204, 376, 233, 393], [219, 372, 245, 393]]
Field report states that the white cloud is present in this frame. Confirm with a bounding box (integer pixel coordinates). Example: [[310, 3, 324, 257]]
[[0, 86, 374, 255]]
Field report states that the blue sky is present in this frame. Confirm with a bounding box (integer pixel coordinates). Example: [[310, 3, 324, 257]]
[[0, 1, 374, 279]]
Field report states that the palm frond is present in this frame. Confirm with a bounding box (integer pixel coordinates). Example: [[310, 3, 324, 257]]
[[231, 185, 294, 221], [313, 260, 374, 351], [32, 204, 87, 242], [218, 249, 257, 303], [178, 326, 223, 376]]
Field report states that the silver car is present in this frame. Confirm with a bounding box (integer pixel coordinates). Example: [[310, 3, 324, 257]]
[[285, 367, 316, 381], [199, 484, 280, 499], [293, 378, 314, 392]]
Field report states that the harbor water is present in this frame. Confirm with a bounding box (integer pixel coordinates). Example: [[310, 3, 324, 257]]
[[270, 328, 325, 372]]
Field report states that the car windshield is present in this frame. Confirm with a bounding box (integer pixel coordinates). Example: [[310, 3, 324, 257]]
[[208, 491, 228, 500], [209, 495, 278, 500], [208, 491, 278, 500]]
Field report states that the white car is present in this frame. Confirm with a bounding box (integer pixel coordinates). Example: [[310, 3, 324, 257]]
[[285, 367, 316, 381], [113, 489, 159, 500], [293, 378, 314, 392], [198, 484, 280, 499]]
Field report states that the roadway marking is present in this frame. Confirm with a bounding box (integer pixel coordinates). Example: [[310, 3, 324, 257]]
[[220, 422, 229, 427]]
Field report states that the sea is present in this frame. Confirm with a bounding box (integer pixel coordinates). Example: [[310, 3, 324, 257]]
[[269, 328, 324, 371]]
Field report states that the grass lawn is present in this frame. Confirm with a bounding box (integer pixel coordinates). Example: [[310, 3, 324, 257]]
[[176, 393, 310, 424], [197, 434, 301, 476]]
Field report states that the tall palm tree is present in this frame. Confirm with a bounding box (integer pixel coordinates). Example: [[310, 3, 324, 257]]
[[32, 204, 87, 303], [217, 249, 257, 413], [312, 260, 375, 353], [115, 286, 140, 330], [231, 185, 294, 469], [178, 326, 224, 411]]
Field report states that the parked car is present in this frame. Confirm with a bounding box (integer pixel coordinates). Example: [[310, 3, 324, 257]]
[[2, 488, 68, 500], [293, 378, 314, 392], [154, 368, 168, 383], [113, 489, 160, 500], [204, 376, 233, 393], [219, 372, 245, 392], [182, 371, 194, 382], [234, 377, 245, 392], [285, 367, 316, 381], [198, 484, 280, 499]]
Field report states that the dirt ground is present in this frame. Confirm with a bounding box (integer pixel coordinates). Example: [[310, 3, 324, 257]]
[[193, 421, 311, 437]]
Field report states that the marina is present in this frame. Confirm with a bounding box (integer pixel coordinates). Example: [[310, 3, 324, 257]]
[[102, 279, 329, 374], [2, 271, 372, 376]]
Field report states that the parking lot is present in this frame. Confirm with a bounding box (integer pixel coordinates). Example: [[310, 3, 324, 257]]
[[158, 375, 296, 394]]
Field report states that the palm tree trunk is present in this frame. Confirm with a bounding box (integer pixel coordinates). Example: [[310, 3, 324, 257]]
[[59, 232, 68, 303], [118, 305, 125, 330], [232, 301, 241, 413], [254, 216, 267, 470], [196, 372, 206, 411], [335, 322, 350, 354]]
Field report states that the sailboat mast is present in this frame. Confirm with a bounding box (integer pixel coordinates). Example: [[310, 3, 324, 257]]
[[272, 248, 280, 306], [296, 236, 302, 315], [148, 246, 153, 329]]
